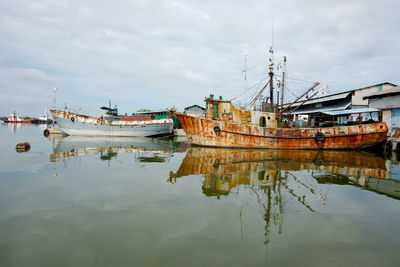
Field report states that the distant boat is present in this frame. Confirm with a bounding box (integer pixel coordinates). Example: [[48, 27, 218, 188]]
[[1, 112, 35, 123], [50, 105, 173, 137], [35, 109, 52, 124]]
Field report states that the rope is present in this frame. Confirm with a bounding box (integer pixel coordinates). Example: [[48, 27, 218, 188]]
[[230, 75, 268, 101]]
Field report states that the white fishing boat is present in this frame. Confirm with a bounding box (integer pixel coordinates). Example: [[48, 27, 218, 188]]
[[50, 106, 173, 137]]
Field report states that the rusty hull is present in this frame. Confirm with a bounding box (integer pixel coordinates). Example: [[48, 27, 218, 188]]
[[176, 113, 388, 150]]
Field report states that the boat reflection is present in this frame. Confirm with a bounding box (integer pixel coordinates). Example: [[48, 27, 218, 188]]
[[1, 122, 22, 133], [169, 147, 399, 245], [50, 136, 175, 163], [170, 147, 399, 199]]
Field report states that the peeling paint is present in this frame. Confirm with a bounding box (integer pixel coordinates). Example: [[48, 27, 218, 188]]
[[175, 98, 388, 149], [50, 110, 174, 137]]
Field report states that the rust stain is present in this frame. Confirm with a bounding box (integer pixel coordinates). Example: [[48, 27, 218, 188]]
[[176, 112, 388, 150], [176, 97, 388, 150], [50, 110, 171, 126]]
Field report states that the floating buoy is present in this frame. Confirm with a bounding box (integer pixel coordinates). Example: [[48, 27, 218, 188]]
[[16, 142, 31, 153]]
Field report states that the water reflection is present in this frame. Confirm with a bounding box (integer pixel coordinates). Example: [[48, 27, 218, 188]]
[[169, 147, 398, 197], [2, 125, 400, 266], [169, 147, 400, 245], [1, 122, 22, 132], [50, 136, 176, 163]]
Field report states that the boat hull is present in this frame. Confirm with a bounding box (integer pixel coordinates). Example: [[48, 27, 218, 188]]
[[51, 110, 173, 137], [1, 118, 35, 123], [175, 113, 388, 150]]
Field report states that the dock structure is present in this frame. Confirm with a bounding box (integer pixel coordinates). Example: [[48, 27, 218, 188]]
[[43, 127, 64, 136], [281, 82, 397, 127], [280, 82, 400, 151], [363, 86, 400, 151]]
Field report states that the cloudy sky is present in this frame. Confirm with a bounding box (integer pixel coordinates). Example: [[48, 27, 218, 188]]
[[1, 0, 399, 117]]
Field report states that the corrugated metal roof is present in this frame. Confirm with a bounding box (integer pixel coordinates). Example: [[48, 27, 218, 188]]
[[363, 86, 400, 99], [322, 108, 380, 116], [184, 105, 205, 111], [289, 92, 351, 107], [135, 110, 169, 114], [290, 102, 351, 115]]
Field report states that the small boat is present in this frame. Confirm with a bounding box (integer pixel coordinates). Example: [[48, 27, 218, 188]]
[[35, 109, 52, 124], [15, 142, 31, 153], [1, 112, 35, 123], [50, 105, 173, 137]]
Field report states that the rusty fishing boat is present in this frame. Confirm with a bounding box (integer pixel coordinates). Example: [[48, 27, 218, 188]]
[[50, 105, 173, 137], [174, 49, 387, 150], [175, 98, 387, 149]]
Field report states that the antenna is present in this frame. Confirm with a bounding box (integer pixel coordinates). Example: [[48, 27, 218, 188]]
[[271, 15, 274, 50], [53, 87, 58, 109], [243, 54, 247, 81]]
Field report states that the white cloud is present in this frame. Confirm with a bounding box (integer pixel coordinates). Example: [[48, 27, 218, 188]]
[[10, 68, 61, 85], [0, 0, 399, 115]]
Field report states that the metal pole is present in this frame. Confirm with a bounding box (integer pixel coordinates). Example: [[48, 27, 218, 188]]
[[279, 82, 320, 115], [52, 87, 58, 127], [280, 56, 286, 112], [269, 47, 274, 112]]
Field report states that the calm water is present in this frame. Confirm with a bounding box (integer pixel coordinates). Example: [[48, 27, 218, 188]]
[[0, 123, 399, 267]]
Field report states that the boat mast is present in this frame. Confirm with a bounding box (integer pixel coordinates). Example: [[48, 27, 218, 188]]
[[280, 56, 286, 112], [52, 87, 58, 127], [268, 47, 274, 112]]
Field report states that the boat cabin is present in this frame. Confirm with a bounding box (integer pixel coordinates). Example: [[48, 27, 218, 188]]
[[100, 106, 119, 117], [310, 108, 382, 127], [132, 110, 171, 120], [205, 95, 278, 128]]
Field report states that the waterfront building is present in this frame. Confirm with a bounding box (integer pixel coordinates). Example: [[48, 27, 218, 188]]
[[363, 86, 400, 151], [184, 105, 205, 117], [283, 82, 397, 126]]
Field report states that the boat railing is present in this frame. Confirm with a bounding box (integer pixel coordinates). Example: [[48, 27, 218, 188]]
[[232, 101, 248, 110], [232, 102, 274, 112]]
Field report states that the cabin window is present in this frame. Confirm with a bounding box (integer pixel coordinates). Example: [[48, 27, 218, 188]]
[[258, 170, 266, 181], [260, 116, 266, 127], [212, 104, 218, 119]]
